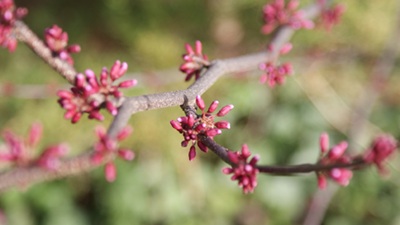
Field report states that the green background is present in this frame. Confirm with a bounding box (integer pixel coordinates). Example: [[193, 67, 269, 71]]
[[0, 0, 399, 224]]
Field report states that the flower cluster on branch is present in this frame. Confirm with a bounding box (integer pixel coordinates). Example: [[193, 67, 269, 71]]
[[57, 60, 137, 123], [44, 25, 81, 65], [92, 126, 135, 182], [316, 133, 398, 189], [318, 0, 345, 31], [259, 43, 293, 87], [0, 123, 68, 170], [262, 0, 314, 35], [317, 133, 353, 188], [0, 0, 27, 52], [170, 95, 233, 161], [363, 134, 398, 175], [179, 40, 210, 82], [222, 144, 260, 194]]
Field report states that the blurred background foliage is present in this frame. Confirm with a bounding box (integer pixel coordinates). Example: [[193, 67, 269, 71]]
[[0, 0, 399, 224]]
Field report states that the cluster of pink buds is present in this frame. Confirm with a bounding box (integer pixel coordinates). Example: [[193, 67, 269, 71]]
[[57, 60, 137, 123], [170, 95, 233, 161], [259, 43, 293, 88], [259, 61, 293, 87], [0, 123, 68, 170], [222, 144, 260, 194], [44, 25, 81, 65], [316, 133, 353, 189], [0, 0, 27, 52], [261, 0, 314, 35], [319, 2, 345, 31], [179, 40, 210, 82], [0, 123, 41, 166], [37, 144, 69, 170], [92, 126, 135, 182], [363, 134, 398, 175]]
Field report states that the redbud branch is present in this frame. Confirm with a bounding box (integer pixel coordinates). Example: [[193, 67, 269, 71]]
[[0, 2, 323, 193]]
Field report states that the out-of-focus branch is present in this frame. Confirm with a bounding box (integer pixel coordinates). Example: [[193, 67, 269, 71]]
[[302, 2, 400, 225], [0, 3, 322, 193], [348, 6, 400, 149]]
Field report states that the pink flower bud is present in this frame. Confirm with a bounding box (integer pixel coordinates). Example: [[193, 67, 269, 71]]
[[222, 167, 233, 174], [7, 39, 17, 52], [317, 174, 327, 189], [279, 43, 293, 55], [27, 122, 42, 147], [188, 145, 196, 161], [330, 168, 352, 186], [110, 60, 121, 79], [75, 74, 86, 88], [100, 68, 108, 86], [95, 126, 107, 139], [319, 132, 329, 153], [118, 79, 137, 88], [197, 141, 208, 152], [184, 43, 194, 55], [170, 120, 182, 131], [328, 141, 348, 160], [195, 40, 202, 55], [118, 149, 135, 161], [57, 90, 73, 99], [110, 60, 128, 81], [64, 110, 75, 119], [86, 73, 99, 90], [249, 155, 260, 165], [187, 114, 195, 127], [194, 123, 206, 132], [205, 129, 221, 137], [215, 121, 230, 129], [259, 74, 268, 84], [120, 62, 128, 75], [281, 63, 293, 75], [301, 19, 315, 29], [180, 62, 197, 71], [217, 104, 234, 117], [241, 144, 251, 158], [105, 101, 118, 116], [89, 111, 105, 121], [181, 140, 189, 147], [91, 153, 103, 165], [67, 44, 81, 53], [105, 162, 117, 182], [228, 152, 240, 164], [117, 126, 133, 141], [196, 95, 205, 110], [71, 112, 82, 123], [207, 100, 219, 113]]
